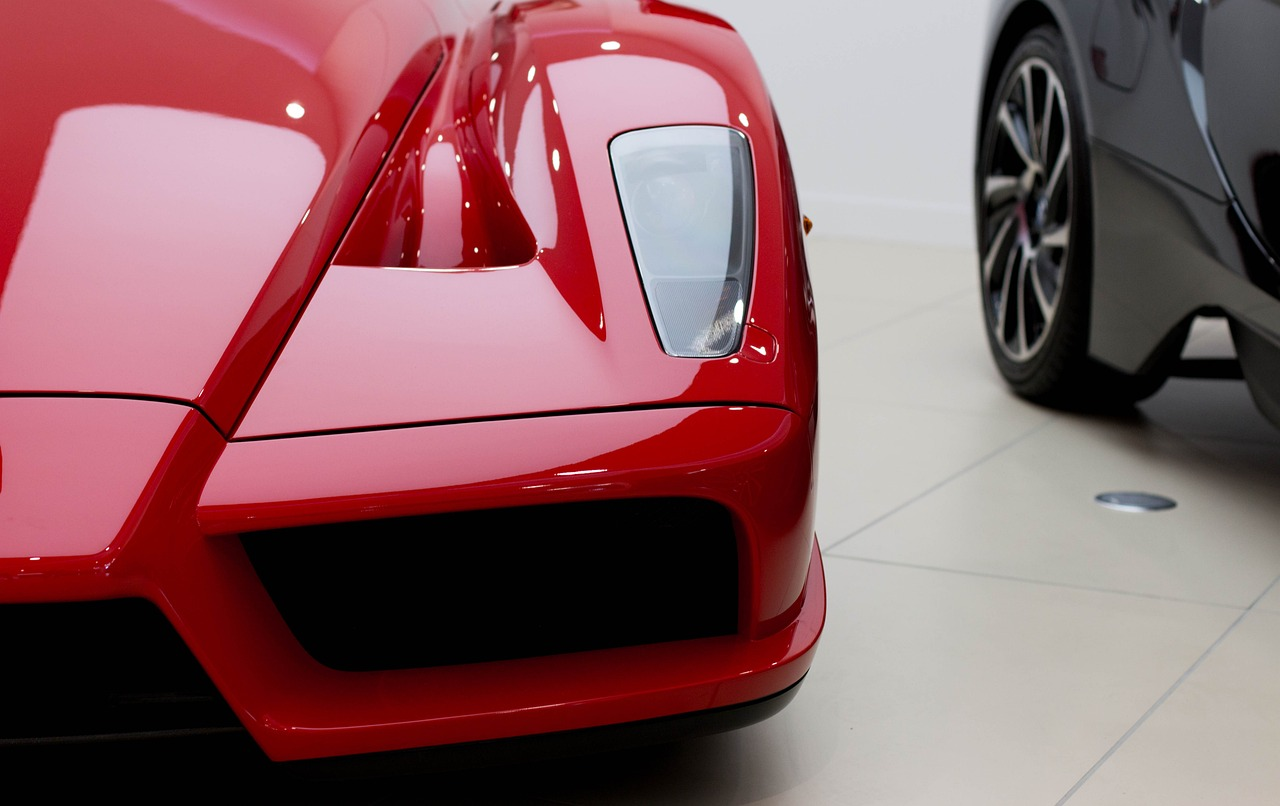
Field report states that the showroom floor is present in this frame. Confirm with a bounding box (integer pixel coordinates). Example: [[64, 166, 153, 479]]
[[55, 238, 1280, 803]]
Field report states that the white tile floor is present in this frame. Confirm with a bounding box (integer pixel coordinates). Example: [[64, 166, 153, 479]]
[[466, 237, 1280, 805], [76, 237, 1280, 803]]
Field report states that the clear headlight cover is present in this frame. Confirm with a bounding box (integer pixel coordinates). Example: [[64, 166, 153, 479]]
[[610, 126, 755, 358]]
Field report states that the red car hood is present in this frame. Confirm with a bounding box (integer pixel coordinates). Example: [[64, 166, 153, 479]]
[[233, 0, 809, 438], [1, 0, 812, 439], [0, 0, 441, 430]]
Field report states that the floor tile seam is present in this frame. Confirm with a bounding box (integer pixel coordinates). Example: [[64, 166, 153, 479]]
[[805, 234, 975, 249], [822, 414, 1056, 553], [818, 553, 1250, 612], [819, 285, 978, 353], [811, 288, 977, 309], [1055, 572, 1280, 805], [815, 394, 1036, 419]]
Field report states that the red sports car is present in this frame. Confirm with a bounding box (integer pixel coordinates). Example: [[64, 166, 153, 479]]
[[0, 0, 822, 769]]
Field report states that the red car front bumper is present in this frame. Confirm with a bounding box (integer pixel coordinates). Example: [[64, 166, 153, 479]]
[[1, 400, 822, 762]]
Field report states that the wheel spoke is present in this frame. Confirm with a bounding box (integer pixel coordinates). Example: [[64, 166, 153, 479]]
[[1040, 77, 1058, 165], [984, 175, 1020, 209], [1044, 139, 1071, 207], [982, 214, 1016, 288], [1029, 250, 1057, 326], [998, 105, 1037, 171], [1020, 65, 1039, 164], [1040, 222, 1069, 250], [1015, 252, 1032, 356], [994, 243, 1019, 344]]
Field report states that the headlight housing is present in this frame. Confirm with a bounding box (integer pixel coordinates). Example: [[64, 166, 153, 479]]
[[610, 125, 755, 358]]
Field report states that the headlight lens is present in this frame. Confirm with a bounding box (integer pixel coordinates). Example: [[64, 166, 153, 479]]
[[610, 126, 755, 357]]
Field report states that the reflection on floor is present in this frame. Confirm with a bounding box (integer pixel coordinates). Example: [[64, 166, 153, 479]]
[[45, 239, 1280, 804]]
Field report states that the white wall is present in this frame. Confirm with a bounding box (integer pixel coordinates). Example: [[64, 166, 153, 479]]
[[681, 1, 993, 248]]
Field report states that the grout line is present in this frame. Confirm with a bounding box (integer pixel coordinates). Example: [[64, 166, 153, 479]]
[[1056, 573, 1280, 805], [818, 285, 976, 353], [819, 554, 1250, 612], [822, 393, 1026, 420], [822, 414, 1055, 554]]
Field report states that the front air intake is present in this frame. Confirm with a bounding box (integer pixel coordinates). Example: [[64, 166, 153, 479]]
[[240, 497, 740, 671], [0, 599, 241, 744]]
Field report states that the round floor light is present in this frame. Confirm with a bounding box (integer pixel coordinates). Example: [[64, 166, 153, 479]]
[[1094, 492, 1177, 513]]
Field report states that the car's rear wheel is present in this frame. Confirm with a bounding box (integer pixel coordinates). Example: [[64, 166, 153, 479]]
[[977, 25, 1165, 409]]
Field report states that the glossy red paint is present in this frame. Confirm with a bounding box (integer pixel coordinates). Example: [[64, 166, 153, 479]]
[[0, 0, 440, 431], [203, 406, 816, 632], [0, 403, 225, 600], [0, 0, 822, 764], [193, 406, 820, 759], [0, 403, 821, 760], [238, 0, 817, 436], [0, 398, 190, 560]]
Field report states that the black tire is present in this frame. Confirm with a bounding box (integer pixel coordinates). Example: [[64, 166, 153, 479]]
[[976, 25, 1165, 410]]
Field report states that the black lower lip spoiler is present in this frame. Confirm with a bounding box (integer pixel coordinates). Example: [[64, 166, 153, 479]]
[[285, 675, 807, 781]]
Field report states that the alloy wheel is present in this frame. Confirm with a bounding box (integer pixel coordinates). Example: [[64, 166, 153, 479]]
[[981, 56, 1073, 363]]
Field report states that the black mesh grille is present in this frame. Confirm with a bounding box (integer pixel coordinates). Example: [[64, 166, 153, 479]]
[[0, 599, 240, 744], [240, 497, 740, 671]]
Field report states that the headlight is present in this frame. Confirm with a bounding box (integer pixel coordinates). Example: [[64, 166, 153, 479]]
[[610, 125, 755, 358]]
